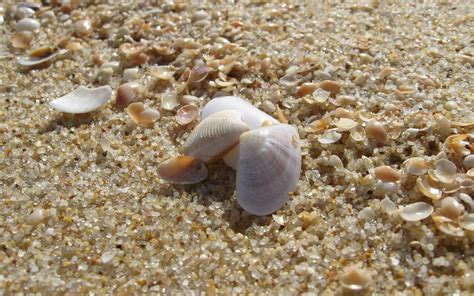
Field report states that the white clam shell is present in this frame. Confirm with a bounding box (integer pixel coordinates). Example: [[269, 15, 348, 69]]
[[202, 96, 278, 129], [49, 85, 112, 114], [184, 110, 249, 163], [399, 202, 433, 222], [236, 123, 301, 215]]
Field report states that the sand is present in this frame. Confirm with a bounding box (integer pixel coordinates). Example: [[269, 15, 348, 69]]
[[1, 1, 473, 294]]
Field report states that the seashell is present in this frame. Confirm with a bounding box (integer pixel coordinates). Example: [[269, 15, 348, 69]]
[[318, 130, 341, 144], [11, 31, 34, 49], [201, 96, 277, 130], [276, 105, 287, 124], [151, 65, 176, 80], [305, 117, 331, 133], [126, 102, 160, 125], [222, 144, 239, 170], [236, 123, 301, 215], [335, 118, 357, 132], [334, 107, 354, 119], [458, 193, 474, 211], [350, 126, 366, 142], [445, 134, 470, 156], [432, 159, 457, 184], [188, 65, 214, 84], [116, 82, 141, 108], [404, 157, 428, 176], [459, 214, 474, 231], [184, 111, 249, 163], [296, 82, 317, 98], [161, 90, 180, 111], [49, 85, 112, 114], [313, 88, 331, 103], [74, 19, 93, 37], [416, 175, 442, 200], [399, 202, 433, 222], [340, 268, 372, 291], [372, 165, 400, 182], [157, 156, 208, 184], [381, 196, 397, 215], [122, 67, 139, 82], [463, 155, 474, 169], [319, 80, 341, 96], [433, 113, 451, 136], [16, 17, 40, 32], [440, 196, 464, 220], [432, 212, 464, 237], [176, 105, 199, 125], [366, 121, 388, 145], [25, 208, 45, 226], [18, 48, 68, 67]]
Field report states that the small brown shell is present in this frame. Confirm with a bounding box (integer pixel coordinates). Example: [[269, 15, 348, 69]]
[[157, 156, 208, 184]]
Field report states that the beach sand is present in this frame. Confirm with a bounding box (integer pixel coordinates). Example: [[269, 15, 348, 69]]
[[1, 1, 473, 294]]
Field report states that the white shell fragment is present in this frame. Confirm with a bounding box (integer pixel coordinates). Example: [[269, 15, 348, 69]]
[[184, 111, 249, 163], [202, 96, 278, 129], [399, 202, 433, 222], [459, 214, 474, 231], [318, 130, 342, 144], [49, 85, 112, 114], [236, 124, 301, 215], [18, 49, 68, 67]]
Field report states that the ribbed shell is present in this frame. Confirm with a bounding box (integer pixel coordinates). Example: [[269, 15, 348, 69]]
[[236, 123, 301, 215], [202, 96, 278, 129], [184, 110, 249, 163]]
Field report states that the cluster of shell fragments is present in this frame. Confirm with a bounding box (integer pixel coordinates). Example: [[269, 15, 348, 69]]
[[158, 96, 302, 216]]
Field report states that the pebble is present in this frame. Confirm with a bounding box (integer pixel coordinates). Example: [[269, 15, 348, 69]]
[[25, 208, 45, 225], [261, 100, 276, 113], [101, 249, 117, 264], [444, 101, 457, 111], [122, 67, 139, 82], [15, 6, 35, 20], [463, 155, 474, 169], [319, 80, 341, 96], [366, 121, 388, 145], [100, 61, 120, 73], [16, 18, 40, 32]]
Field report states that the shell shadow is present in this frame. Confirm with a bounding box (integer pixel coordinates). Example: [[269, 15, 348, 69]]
[[182, 161, 263, 234], [39, 112, 98, 134]]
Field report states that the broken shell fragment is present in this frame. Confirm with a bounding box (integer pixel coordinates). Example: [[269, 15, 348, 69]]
[[176, 105, 199, 125], [366, 121, 388, 145], [151, 65, 176, 80], [126, 102, 145, 123], [416, 175, 443, 200], [16, 17, 40, 32], [11, 31, 34, 49], [404, 157, 429, 176], [318, 130, 341, 144], [340, 268, 372, 291], [157, 156, 208, 184], [432, 212, 464, 237], [319, 80, 341, 96], [184, 110, 249, 163], [161, 90, 180, 111], [116, 82, 141, 108], [49, 85, 112, 114], [139, 109, 160, 124], [236, 124, 301, 215], [399, 202, 433, 222]]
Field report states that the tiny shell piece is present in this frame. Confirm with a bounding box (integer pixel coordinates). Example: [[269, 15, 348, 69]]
[[440, 196, 464, 220], [313, 88, 331, 103], [11, 31, 34, 49], [126, 102, 145, 124], [335, 118, 357, 132], [463, 155, 474, 169], [319, 80, 341, 96], [116, 82, 141, 108], [140, 109, 160, 124], [350, 126, 366, 142], [459, 214, 474, 231], [25, 208, 45, 225], [399, 202, 433, 222], [49, 85, 112, 114], [151, 65, 176, 80], [16, 17, 40, 32], [340, 268, 372, 291], [366, 121, 388, 145], [318, 130, 341, 144], [176, 105, 199, 125], [296, 82, 317, 98], [405, 157, 429, 176], [122, 68, 139, 82], [416, 175, 443, 200], [372, 166, 400, 182], [161, 90, 180, 111], [157, 156, 208, 184], [381, 196, 397, 214]]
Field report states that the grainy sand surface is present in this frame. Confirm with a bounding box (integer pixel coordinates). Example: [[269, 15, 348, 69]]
[[1, 1, 473, 294]]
